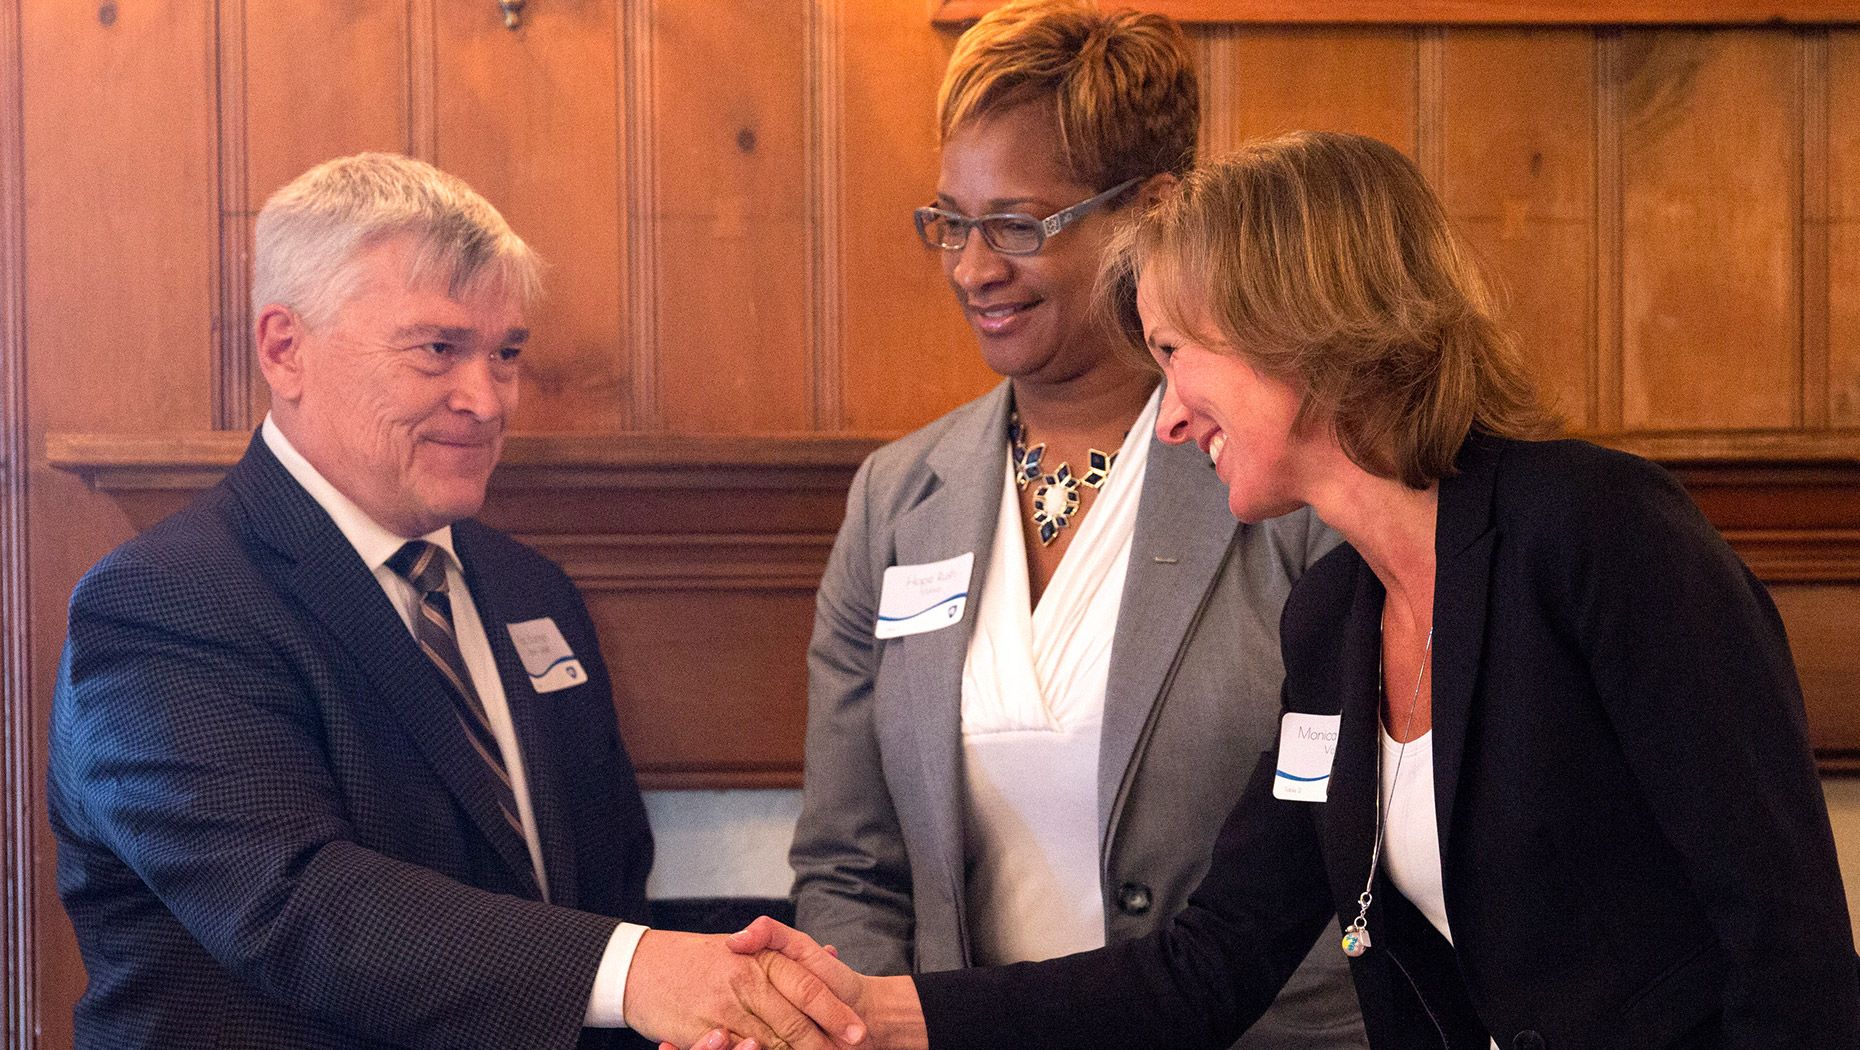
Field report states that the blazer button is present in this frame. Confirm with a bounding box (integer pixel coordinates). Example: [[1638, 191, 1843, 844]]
[[1117, 882, 1152, 915], [1512, 1031, 1544, 1050]]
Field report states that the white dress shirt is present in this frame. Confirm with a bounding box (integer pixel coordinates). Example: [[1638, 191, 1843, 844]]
[[262, 417, 644, 1028]]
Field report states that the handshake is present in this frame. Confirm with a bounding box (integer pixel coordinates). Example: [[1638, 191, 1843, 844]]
[[628, 919, 921, 1050]]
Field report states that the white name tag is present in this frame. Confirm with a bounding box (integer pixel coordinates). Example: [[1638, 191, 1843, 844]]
[[874, 552, 974, 640], [1274, 713, 1342, 802], [506, 617, 586, 693]]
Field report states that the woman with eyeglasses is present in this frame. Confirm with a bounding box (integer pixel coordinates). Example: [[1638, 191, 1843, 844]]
[[786, 3, 1366, 1049]]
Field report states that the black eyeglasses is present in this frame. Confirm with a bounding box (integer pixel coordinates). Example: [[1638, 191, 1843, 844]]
[[913, 177, 1143, 256]]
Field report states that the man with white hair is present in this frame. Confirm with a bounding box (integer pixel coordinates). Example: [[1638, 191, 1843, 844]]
[[47, 153, 861, 1050]]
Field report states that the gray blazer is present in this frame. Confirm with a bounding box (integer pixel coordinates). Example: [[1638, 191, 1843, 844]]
[[790, 384, 1367, 1049]]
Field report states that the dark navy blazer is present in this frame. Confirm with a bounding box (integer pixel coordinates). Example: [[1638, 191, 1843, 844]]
[[48, 434, 655, 1049], [915, 434, 1858, 1050]]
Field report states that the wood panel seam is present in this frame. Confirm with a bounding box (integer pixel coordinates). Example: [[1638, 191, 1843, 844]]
[[214, 0, 252, 433], [406, 0, 437, 161], [1417, 27, 1446, 188], [1196, 25, 1236, 158], [1594, 29, 1623, 430], [623, 0, 661, 431], [1802, 29, 1830, 429]]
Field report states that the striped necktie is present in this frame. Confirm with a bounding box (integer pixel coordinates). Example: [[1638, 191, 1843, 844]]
[[386, 540, 524, 839]]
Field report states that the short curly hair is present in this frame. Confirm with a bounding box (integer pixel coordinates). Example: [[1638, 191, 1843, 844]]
[[938, 0, 1199, 191]]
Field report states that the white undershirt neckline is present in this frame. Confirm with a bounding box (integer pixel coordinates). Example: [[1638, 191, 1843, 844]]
[[958, 389, 1159, 966]]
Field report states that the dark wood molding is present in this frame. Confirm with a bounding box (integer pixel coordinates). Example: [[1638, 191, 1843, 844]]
[[931, 0, 1860, 26], [1, 0, 36, 1040], [46, 428, 1860, 778]]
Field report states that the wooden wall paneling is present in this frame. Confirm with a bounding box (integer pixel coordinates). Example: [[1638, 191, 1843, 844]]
[[650, 0, 812, 434], [1830, 30, 1860, 427], [836, 0, 988, 434], [1, 0, 28, 1038], [23, 2, 228, 1041], [234, 0, 414, 428], [1618, 29, 1800, 431], [1218, 27, 1419, 157], [25, 3, 216, 434], [434, 0, 628, 434], [1440, 29, 1597, 429]]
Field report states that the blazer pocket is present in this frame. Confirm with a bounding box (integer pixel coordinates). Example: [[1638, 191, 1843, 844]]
[[1618, 943, 1724, 1047]]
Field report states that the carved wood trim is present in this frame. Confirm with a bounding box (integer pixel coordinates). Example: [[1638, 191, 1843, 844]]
[[527, 533, 838, 591], [44, 431, 887, 491], [0, 0, 35, 1039], [806, 0, 846, 430], [931, 0, 1860, 26], [213, 0, 253, 432]]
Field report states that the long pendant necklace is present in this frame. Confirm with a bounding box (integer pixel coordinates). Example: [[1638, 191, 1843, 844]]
[[1341, 623, 1433, 958], [1008, 409, 1118, 546]]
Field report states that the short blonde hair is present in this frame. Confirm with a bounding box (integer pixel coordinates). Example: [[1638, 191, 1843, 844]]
[[939, 0, 1198, 190], [253, 152, 541, 326], [1107, 131, 1554, 488]]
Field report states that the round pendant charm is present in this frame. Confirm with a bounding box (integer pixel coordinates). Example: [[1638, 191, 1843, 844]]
[[1340, 927, 1370, 957]]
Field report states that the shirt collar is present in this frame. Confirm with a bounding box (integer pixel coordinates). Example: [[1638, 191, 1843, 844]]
[[261, 414, 459, 574]]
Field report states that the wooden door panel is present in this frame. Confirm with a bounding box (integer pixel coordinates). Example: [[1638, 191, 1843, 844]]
[[1441, 29, 1597, 428], [1619, 30, 1800, 430]]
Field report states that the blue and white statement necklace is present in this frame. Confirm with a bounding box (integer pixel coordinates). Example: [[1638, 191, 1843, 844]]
[[1008, 409, 1118, 546]]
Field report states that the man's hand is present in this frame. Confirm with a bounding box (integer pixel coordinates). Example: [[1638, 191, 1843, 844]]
[[720, 918, 928, 1050], [623, 930, 867, 1050]]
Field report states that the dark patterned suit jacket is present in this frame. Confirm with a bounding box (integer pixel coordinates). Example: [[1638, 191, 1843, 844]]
[[48, 433, 655, 1049]]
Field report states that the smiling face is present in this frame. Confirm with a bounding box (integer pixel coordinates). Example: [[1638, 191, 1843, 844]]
[[1140, 275, 1316, 523], [259, 235, 527, 537], [936, 101, 1129, 385]]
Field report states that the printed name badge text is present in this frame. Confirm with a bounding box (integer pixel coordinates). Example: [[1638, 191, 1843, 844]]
[[506, 617, 587, 693], [874, 552, 974, 640], [1274, 713, 1341, 802]]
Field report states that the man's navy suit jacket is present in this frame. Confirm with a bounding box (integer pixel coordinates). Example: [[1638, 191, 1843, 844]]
[[48, 433, 655, 1049]]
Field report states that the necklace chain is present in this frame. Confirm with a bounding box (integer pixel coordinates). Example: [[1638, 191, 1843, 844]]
[[1008, 409, 1118, 546], [1341, 622, 1433, 958]]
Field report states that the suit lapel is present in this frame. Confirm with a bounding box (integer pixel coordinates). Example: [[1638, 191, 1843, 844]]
[[1321, 558, 1388, 912], [229, 436, 543, 898], [457, 524, 581, 908], [892, 383, 1011, 921], [1096, 435, 1239, 840], [1429, 436, 1502, 863]]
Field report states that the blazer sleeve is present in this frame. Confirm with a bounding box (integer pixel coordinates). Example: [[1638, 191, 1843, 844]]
[[914, 740, 1335, 1050], [1563, 458, 1859, 1043], [789, 456, 918, 976], [48, 550, 622, 1050]]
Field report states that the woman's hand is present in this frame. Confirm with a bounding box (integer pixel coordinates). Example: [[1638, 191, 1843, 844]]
[[712, 918, 929, 1050]]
